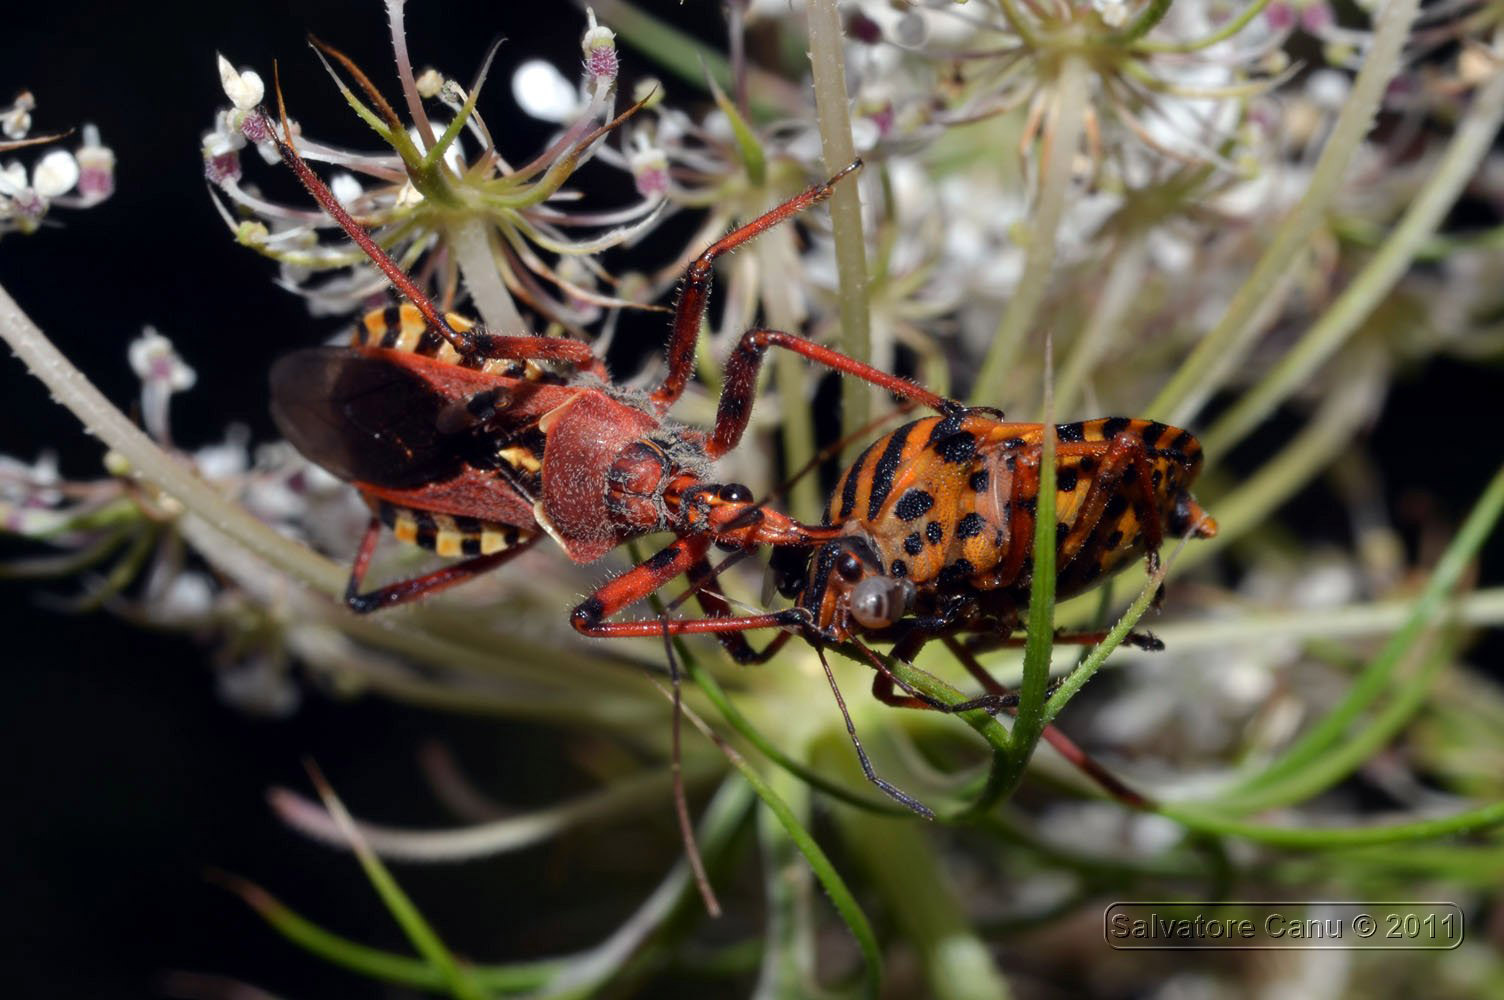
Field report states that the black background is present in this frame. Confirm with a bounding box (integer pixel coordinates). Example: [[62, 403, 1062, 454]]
[[1, 2, 1499, 996]]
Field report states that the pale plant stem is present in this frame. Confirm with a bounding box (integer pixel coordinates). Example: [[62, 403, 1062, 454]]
[[1054, 235, 1147, 413], [831, 800, 1011, 1000], [270, 766, 697, 862], [0, 280, 342, 596], [1144, 0, 1420, 425], [1095, 588, 1504, 659], [807, 0, 872, 437], [973, 56, 1088, 406], [385, 0, 438, 149], [1204, 66, 1504, 456], [446, 219, 526, 332], [763, 225, 821, 519], [542, 776, 755, 998]]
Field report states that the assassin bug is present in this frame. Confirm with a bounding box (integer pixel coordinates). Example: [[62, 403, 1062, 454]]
[[602, 409, 1219, 814], [254, 78, 955, 907], [258, 104, 945, 624]]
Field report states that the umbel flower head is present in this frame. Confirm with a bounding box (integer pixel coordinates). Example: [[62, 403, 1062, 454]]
[[204, 8, 661, 335]]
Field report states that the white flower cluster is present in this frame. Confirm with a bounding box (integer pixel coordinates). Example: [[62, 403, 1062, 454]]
[[0, 92, 114, 238]]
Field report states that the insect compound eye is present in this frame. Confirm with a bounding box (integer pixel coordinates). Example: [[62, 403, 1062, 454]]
[[836, 551, 865, 581], [718, 482, 753, 503], [848, 577, 914, 630]]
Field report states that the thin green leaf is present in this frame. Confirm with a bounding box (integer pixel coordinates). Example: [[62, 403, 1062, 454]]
[[305, 762, 486, 1000], [1224, 462, 1504, 800], [677, 696, 883, 999]]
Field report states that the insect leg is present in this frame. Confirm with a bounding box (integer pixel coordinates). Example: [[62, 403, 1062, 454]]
[[651, 161, 863, 411], [343, 518, 542, 612], [571, 535, 807, 640], [1055, 433, 1167, 573], [705, 328, 957, 459], [260, 106, 606, 377]]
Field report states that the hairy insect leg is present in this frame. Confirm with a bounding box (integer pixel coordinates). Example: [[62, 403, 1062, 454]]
[[343, 517, 541, 612], [705, 328, 957, 459], [651, 160, 864, 411], [258, 105, 606, 377], [572, 535, 809, 640]]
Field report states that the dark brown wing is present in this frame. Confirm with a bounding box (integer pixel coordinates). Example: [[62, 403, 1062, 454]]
[[270, 346, 478, 489]]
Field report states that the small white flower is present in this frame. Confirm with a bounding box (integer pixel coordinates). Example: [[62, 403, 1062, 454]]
[[129, 328, 197, 392], [582, 7, 619, 84], [217, 54, 265, 111], [414, 67, 445, 99], [512, 59, 581, 123], [73, 124, 114, 203], [329, 173, 363, 207], [1093, 0, 1130, 28], [628, 142, 669, 199], [0, 160, 28, 196], [1, 91, 34, 140], [31, 149, 79, 198]]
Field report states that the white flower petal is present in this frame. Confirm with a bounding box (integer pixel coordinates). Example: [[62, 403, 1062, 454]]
[[31, 149, 79, 198], [217, 53, 265, 111], [512, 59, 580, 123]]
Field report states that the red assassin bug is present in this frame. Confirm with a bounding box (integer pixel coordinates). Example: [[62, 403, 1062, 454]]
[[258, 105, 947, 629], [596, 410, 1219, 813], [254, 88, 964, 904]]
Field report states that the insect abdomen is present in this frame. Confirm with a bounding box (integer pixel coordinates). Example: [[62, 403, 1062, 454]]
[[374, 499, 531, 558]]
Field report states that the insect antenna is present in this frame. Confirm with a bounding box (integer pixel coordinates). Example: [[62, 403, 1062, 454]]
[[816, 645, 934, 819]]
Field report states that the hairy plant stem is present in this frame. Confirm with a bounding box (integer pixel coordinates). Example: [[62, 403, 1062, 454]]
[[973, 55, 1088, 406], [1145, 0, 1420, 425], [807, 0, 872, 438], [0, 281, 343, 596]]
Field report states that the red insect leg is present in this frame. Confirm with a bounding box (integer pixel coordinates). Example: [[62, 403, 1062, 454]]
[[651, 161, 863, 411], [705, 328, 956, 460], [259, 108, 606, 377]]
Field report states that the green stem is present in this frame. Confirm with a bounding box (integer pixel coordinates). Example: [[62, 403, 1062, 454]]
[[1223, 462, 1504, 799], [1114, 0, 1175, 44], [1144, 0, 1420, 425], [1163, 798, 1504, 848], [1214, 633, 1455, 814], [808, 0, 872, 437], [973, 56, 1088, 406], [1203, 66, 1504, 456], [833, 808, 1011, 1000], [1134, 0, 1274, 53], [753, 770, 818, 1000]]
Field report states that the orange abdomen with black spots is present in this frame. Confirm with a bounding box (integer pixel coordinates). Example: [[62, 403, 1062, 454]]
[[822, 412, 1217, 614]]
